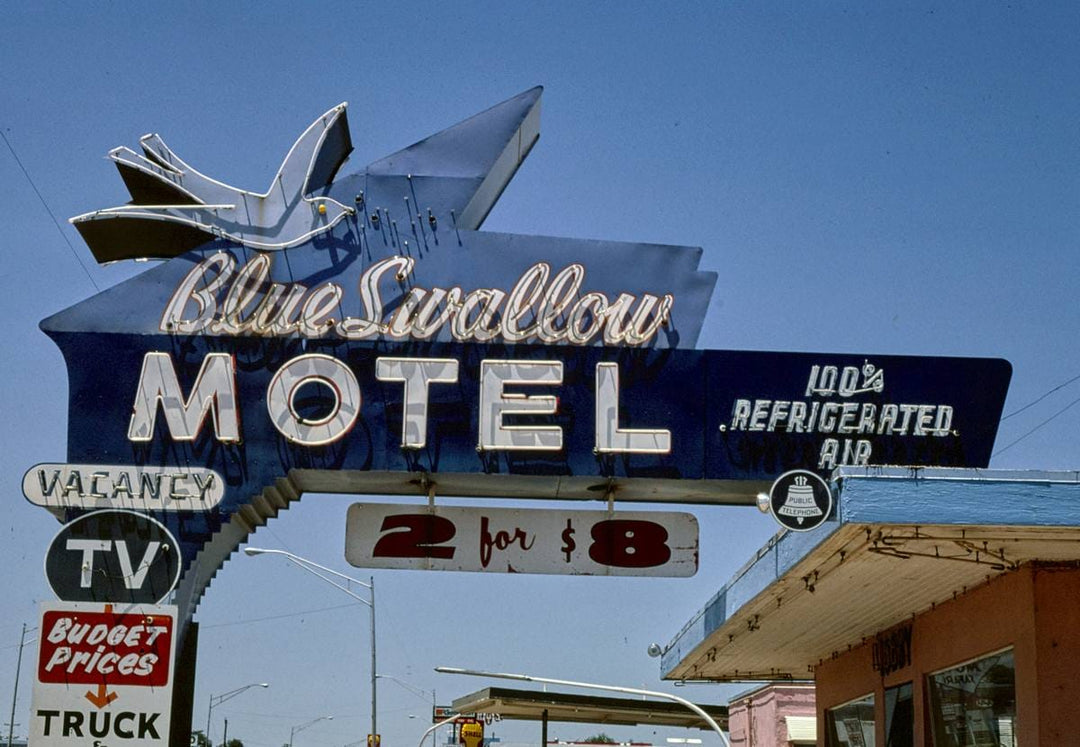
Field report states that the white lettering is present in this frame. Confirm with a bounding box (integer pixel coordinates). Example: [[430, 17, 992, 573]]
[[478, 361, 563, 451], [114, 541, 161, 589], [503, 263, 548, 342], [595, 363, 671, 453], [160, 252, 235, 333], [128, 352, 240, 442], [161, 254, 676, 347], [339, 256, 412, 338], [731, 399, 752, 430], [266, 354, 361, 445], [375, 358, 460, 448], [66, 540, 111, 588]]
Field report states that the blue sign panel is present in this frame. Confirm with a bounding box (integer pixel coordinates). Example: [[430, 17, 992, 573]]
[[41, 323, 1009, 557], [37, 87, 1011, 615]]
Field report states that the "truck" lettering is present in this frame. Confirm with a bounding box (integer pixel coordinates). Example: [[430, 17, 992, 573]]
[[36, 710, 161, 740]]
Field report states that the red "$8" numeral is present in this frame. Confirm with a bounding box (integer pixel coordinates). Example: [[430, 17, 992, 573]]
[[588, 519, 671, 568]]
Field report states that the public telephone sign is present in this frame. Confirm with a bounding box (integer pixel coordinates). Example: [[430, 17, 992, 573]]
[[30, 603, 177, 747]]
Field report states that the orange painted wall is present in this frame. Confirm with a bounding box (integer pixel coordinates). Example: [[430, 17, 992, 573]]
[[813, 563, 1080, 746], [1031, 564, 1080, 745]]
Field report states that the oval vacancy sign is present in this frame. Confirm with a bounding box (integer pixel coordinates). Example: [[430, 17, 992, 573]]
[[45, 510, 181, 604], [23, 463, 225, 513]]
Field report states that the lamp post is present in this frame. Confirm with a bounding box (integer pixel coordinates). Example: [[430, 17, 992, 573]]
[[377, 674, 438, 747], [205, 682, 269, 746], [8, 624, 36, 747], [244, 548, 377, 747], [289, 715, 333, 747], [434, 667, 730, 747]]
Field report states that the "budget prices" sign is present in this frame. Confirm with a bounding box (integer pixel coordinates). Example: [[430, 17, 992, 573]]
[[31, 603, 176, 747]]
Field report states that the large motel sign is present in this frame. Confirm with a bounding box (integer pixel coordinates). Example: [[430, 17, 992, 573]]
[[23, 86, 1009, 743]]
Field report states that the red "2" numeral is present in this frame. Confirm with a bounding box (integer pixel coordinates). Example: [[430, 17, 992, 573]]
[[373, 514, 457, 559], [588, 519, 671, 568]]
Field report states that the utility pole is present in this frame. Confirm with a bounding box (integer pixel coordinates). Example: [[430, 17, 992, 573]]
[[8, 623, 34, 747]]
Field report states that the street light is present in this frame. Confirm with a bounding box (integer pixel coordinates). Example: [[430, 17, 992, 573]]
[[244, 548, 377, 747], [205, 682, 269, 746], [434, 667, 730, 747], [377, 674, 438, 747], [289, 715, 333, 747], [377, 673, 434, 706], [417, 712, 461, 747]]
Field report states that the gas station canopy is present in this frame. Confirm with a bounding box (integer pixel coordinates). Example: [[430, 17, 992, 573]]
[[450, 687, 728, 730]]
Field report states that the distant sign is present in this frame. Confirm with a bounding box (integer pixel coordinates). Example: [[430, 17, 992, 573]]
[[45, 510, 180, 604], [433, 707, 502, 726], [871, 624, 913, 676], [459, 720, 484, 747], [346, 504, 698, 576], [30, 602, 177, 747], [24, 464, 223, 513]]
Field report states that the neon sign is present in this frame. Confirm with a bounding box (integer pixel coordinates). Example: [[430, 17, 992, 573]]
[[32, 87, 1011, 616], [162, 252, 674, 346]]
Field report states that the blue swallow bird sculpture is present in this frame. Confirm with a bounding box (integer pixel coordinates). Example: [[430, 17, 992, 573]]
[[71, 103, 355, 260]]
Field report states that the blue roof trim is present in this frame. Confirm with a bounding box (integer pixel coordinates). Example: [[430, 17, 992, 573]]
[[838, 467, 1080, 526], [660, 467, 1080, 677]]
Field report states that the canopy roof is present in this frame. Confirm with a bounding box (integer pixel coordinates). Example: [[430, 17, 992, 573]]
[[661, 467, 1080, 682], [450, 687, 728, 730]]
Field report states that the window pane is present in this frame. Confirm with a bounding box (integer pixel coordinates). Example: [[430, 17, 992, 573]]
[[884, 683, 913, 747], [827, 694, 875, 747], [927, 650, 1016, 747]]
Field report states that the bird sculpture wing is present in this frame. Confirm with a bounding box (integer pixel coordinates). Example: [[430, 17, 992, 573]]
[[71, 103, 354, 262]]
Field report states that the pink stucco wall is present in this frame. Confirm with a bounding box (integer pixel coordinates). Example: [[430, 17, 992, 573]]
[[728, 684, 816, 747]]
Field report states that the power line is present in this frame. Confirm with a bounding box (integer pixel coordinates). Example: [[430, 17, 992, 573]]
[[200, 602, 362, 629], [993, 392, 1080, 458], [1001, 372, 1080, 421], [0, 128, 99, 292]]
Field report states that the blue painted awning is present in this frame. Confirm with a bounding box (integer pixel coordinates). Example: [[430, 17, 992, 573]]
[[660, 467, 1080, 682]]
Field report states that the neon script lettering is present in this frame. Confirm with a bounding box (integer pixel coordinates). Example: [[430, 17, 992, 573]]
[[161, 252, 674, 346]]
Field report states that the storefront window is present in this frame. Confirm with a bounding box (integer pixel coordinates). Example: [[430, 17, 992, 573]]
[[826, 693, 875, 747], [883, 682, 913, 747], [927, 649, 1016, 747]]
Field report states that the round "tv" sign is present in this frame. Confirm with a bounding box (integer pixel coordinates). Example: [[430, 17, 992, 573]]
[[45, 509, 180, 604]]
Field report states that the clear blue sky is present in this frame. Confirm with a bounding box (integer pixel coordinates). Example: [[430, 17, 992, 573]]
[[2, 3, 1079, 746]]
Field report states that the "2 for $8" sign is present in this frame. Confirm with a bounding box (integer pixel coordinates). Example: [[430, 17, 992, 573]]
[[345, 504, 698, 576]]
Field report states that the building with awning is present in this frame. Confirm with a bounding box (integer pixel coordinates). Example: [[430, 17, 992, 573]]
[[660, 467, 1080, 746]]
